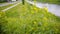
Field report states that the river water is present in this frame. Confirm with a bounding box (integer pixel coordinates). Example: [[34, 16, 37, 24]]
[[27, 1, 60, 17]]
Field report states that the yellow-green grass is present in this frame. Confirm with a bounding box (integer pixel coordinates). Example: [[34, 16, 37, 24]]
[[1, 3, 60, 34], [0, 4, 13, 11], [37, 0, 60, 4]]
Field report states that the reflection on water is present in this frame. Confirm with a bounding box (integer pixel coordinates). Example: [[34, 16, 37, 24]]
[[48, 4, 60, 16]]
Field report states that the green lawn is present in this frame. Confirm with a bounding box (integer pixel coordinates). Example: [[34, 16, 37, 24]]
[[0, 3, 60, 34], [0, 4, 13, 11], [36, 0, 60, 4], [0, 2, 7, 4]]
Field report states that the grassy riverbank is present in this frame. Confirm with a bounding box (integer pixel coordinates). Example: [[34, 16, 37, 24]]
[[37, 0, 60, 4], [0, 3, 60, 34]]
